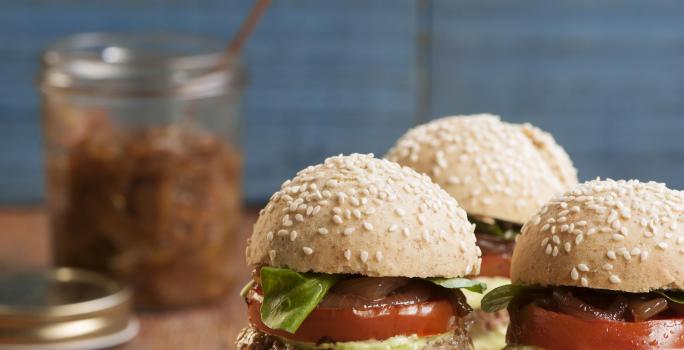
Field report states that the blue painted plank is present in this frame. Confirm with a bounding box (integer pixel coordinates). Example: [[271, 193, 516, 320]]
[[431, 0, 684, 189], [0, 0, 419, 204]]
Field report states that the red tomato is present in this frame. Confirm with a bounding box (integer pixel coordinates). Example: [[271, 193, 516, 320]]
[[508, 302, 684, 350], [479, 254, 511, 278], [246, 289, 457, 342]]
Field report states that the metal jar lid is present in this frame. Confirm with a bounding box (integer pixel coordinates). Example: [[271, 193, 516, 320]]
[[0, 268, 138, 350]]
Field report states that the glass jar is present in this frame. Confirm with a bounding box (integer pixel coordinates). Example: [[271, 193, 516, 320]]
[[39, 32, 244, 308]]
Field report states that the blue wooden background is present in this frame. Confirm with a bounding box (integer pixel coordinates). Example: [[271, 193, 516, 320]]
[[2, 0, 684, 204]]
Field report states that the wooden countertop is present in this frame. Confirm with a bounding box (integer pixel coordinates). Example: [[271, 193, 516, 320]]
[[0, 208, 255, 350]]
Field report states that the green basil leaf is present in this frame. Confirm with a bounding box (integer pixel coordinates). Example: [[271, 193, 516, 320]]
[[239, 279, 255, 298], [655, 290, 684, 304], [260, 267, 341, 333], [481, 284, 543, 312], [427, 277, 487, 294]]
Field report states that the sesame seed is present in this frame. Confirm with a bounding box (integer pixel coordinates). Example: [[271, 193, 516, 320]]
[[658, 242, 669, 250], [388, 224, 398, 232], [289, 231, 298, 241], [376, 251, 383, 261], [363, 222, 374, 231], [641, 251, 649, 261], [302, 247, 314, 255], [344, 249, 352, 260], [266, 231, 274, 241], [541, 237, 550, 247], [603, 263, 614, 270], [318, 228, 329, 235], [343, 227, 355, 236], [545, 244, 553, 255], [552, 235, 560, 244], [612, 234, 625, 241], [564, 242, 572, 253], [577, 263, 589, 272], [610, 275, 622, 284], [620, 208, 631, 219], [352, 209, 362, 219], [360, 251, 369, 263], [417, 214, 426, 224], [295, 214, 304, 222], [403, 227, 410, 237], [575, 234, 584, 245], [570, 268, 579, 280], [542, 224, 550, 231], [581, 277, 589, 287], [395, 208, 406, 217], [607, 250, 617, 260], [552, 246, 559, 256], [333, 215, 343, 224], [277, 230, 289, 237]]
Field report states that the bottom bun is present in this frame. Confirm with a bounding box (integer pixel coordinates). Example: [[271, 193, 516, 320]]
[[470, 309, 508, 350], [464, 276, 510, 350], [235, 326, 473, 350]]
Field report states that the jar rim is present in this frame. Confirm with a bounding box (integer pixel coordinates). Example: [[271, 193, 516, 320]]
[[43, 31, 229, 70], [39, 31, 244, 97]]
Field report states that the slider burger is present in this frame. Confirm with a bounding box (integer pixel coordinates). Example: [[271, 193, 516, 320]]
[[386, 115, 577, 349], [482, 179, 684, 349], [236, 154, 485, 349]]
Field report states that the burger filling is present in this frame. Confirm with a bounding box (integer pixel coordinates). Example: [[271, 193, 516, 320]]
[[469, 215, 519, 278], [482, 284, 684, 349], [465, 215, 519, 349], [236, 267, 486, 349]]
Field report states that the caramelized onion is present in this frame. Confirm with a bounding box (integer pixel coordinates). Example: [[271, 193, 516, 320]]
[[669, 301, 684, 316], [447, 289, 473, 317], [475, 233, 515, 256], [551, 290, 628, 321], [628, 297, 669, 321], [319, 277, 433, 309]]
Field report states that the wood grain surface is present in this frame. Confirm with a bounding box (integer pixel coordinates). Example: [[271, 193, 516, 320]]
[[0, 208, 256, 350]]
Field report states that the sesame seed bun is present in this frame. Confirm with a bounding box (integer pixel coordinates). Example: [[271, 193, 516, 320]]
[[246, 153, 481, 278], [512, 179, 684, 292], [385, 114, 578, 224]]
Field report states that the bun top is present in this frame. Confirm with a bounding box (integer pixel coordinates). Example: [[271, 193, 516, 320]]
[[246, 154, 481, 278], [513, 179, 684, 292], [385, 114, 578, 224]]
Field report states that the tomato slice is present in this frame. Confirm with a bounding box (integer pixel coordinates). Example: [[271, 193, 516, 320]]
[[246, 289, 457, 343], [508, 302, 684, 350], [479, 254, 511, 278]]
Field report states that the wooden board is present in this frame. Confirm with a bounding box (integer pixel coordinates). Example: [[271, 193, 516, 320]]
[[0, 208, 256, 350]]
